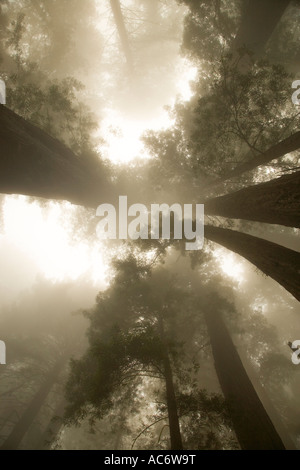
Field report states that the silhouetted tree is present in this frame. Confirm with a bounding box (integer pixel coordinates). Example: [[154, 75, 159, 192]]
[[205, 225, 300, 301]]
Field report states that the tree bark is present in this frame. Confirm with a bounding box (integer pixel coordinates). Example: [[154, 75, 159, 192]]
[[204, 306, 286, 450], [205, 170, 300, 228], [1, 357, 66, 450], [208, 130, 300, 187], [205, 225, 300, 302], [0, 105, 114, 207], [158, 316, 183, 450]]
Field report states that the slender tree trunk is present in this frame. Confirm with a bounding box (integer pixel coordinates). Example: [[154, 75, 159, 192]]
[[158, 316, 183, 450], [1, 357, 66, 450], [0, 105, 114, 207], [162, 353, 183, 450], [109, 0, 134, 73], [205, 226, 300, 302], [204, 306, 286, 450], [208, 131, 300, 187], [205, 170, 300, 228]]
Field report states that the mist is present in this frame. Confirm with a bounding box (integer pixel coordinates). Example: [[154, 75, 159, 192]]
[[0, 0, 299, 452]]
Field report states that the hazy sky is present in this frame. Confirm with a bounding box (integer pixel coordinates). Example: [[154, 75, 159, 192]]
[[0, 0, 197, 303], [0, 0, 299, 449]]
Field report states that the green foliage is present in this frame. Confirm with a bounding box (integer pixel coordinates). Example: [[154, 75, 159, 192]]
[[64, 257, 239, 449], [2, 0, 101, 74], [191, 56, 298, 175], [142, 54, 299, 197], [178, 0, 241, 66], [1, 3, 102, 157], [177, 389, 238, 449], [7, 74, 97, 154]]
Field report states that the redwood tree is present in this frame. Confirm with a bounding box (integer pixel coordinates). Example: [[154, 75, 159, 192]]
[[205, 225, 300, 302], [204, 303, 286, 450], [1, 356, 67, 451], [0, 104, 114, 207], [206, 170, 300, 228]]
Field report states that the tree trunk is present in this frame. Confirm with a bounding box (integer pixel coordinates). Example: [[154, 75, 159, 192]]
[[158, 316, 183, 450], [162, 352, 183, 450], [208, 130, 300, 187], [205, 225, 300, 302], [204, 306, 286, 450], [232, 0, 291, 56], [205, 170, 300, 228], [38, 398, 67, 450], [0, 105, 114, 207], [109, 0, 134, 73], [1, 358, 66, 450]]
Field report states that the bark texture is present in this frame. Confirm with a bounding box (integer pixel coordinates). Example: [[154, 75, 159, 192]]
[[205, 225, 300, 302], [206, 170, 300, 228], [204, 307, 286, 450]]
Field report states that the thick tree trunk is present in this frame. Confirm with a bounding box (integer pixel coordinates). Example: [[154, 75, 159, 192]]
[[205, 226, 300, 302], [0, 105, 113, 207], [158, 316, 183, 450], [205, 170, 300, 228], [204, 306, 286, 450], [109, 0, 134, 73], [1, 358, 65, 450], [209, 131, 300, 187], [232, 0, 291, 56]]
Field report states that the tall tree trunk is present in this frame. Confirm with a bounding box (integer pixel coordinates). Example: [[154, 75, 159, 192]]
[[109, 0, 134, 73], [37, 398, 67, 450], [158, 316, 183, 450], [205, 170, 300, 228], [0, 105, 114, 207], [232, 0, 291, 56], [205, 226, 300, 302], [204, 306, 286, 450], [208, 130, 300, 187], [1, 357, 66, 450]]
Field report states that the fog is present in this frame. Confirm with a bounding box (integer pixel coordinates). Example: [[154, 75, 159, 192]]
[[0, 0, 299, 451]]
